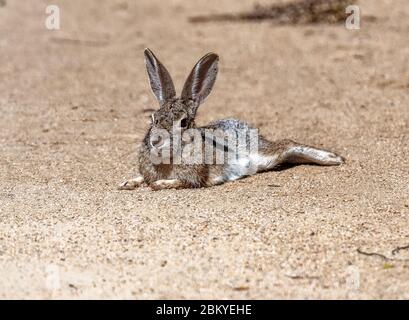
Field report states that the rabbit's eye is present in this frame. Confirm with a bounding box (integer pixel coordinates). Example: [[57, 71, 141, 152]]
[[180, 118, 188, 128]]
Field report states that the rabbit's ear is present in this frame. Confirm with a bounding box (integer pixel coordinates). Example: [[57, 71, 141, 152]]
[[144, 48, 176, 105], [181, 53, 219, 106]]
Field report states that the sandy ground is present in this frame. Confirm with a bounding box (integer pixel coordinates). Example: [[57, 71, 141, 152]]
[[0, 0, 408, 299]]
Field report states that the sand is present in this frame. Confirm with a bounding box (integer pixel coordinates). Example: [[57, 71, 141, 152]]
[[0, 0, 408, 299]]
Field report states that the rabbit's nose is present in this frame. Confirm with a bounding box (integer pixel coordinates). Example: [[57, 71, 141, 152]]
[[150, 135, 164, 149]]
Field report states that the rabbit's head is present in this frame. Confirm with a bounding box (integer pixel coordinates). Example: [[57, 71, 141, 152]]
[[144, 48, 219, 150]]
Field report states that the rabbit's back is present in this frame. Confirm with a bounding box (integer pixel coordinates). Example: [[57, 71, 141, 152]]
[[205, 118, 253, 131], [202, 118, 268, 183]]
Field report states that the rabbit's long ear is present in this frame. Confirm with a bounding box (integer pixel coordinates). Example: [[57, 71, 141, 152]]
[[181, 53, 219, 106], [144, 48, 176, 105]]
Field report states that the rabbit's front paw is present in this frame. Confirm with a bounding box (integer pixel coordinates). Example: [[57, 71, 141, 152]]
[[118, 176, 144, 190], [150, 179, 183, 190]]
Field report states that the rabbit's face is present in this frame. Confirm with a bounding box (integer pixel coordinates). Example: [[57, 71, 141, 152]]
[[149, 99, 196, 150], [143, 48, 219, 150]]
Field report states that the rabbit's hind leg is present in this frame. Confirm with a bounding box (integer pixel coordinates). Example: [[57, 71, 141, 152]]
[[283, 144, 344, 166], [258, 139, 344, 168]]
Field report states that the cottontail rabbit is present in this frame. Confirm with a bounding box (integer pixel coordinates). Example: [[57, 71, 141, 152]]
[[119, 49, 344, 191]]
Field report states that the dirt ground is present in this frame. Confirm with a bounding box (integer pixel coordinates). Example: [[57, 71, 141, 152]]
[[0, 0, 408, 299]]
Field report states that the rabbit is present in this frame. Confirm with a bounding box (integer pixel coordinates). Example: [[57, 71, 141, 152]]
[[119, 48, 344, 191]]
